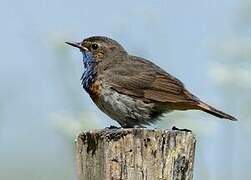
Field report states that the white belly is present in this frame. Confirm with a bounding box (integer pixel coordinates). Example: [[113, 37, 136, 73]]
[[97, 83, 156, 127]]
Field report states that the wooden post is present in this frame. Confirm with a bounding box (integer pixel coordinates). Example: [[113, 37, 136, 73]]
[[75, 128, 196, 180]]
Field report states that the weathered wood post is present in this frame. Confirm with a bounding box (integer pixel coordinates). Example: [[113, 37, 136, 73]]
[[75, 128, 196, 180]]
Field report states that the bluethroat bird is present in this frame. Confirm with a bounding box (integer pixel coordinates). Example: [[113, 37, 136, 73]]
[[66, 36, 237, 128]]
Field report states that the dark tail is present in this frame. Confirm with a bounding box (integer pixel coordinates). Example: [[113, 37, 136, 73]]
[[198, 101, 237, 121]]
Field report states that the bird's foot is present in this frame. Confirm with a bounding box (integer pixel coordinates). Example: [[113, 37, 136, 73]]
[[172, 126, 192, 132], [105, 125, 121, 129]]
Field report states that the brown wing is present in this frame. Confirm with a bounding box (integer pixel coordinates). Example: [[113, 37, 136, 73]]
[[107, 56, 197, 103]]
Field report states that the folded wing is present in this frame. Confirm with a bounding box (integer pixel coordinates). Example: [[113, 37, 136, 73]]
[[108, 56, 197, 103]]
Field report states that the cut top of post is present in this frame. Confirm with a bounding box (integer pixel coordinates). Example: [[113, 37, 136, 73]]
[[76, 128, 196, 180]]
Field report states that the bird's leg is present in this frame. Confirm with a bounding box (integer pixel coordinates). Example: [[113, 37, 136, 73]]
[[172, 126, 192, 132], [105, 125, 121, 129]]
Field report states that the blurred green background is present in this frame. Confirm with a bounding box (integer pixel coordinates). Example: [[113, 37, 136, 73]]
[[0, 0, 250, 179]]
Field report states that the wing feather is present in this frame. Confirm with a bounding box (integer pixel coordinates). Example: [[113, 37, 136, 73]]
[[107, 56, 196, 103]]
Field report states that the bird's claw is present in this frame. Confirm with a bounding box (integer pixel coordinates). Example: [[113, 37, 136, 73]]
[[105, 125, 121, 129], [172, 126, 192, 132]]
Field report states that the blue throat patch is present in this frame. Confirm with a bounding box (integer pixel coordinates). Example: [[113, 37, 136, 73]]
[[82, 51, 93, 68], [81, 51, 96, 92]]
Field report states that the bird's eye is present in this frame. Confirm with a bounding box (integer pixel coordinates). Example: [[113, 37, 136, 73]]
[[91, 43, 99, 50]]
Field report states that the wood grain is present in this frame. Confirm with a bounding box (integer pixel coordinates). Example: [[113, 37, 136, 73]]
[[75, 128, 196, 180]]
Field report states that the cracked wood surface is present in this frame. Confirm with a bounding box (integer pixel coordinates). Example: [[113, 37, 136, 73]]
[[75, 128, 196, 180]]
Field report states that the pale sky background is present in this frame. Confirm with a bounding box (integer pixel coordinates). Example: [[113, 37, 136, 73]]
[[0, 0, 250, 179]]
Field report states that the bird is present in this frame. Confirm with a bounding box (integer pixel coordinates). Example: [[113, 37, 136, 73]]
[[66, 36, 237, 128]]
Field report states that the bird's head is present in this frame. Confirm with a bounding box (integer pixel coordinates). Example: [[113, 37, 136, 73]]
[[66, 36, 127, 68]]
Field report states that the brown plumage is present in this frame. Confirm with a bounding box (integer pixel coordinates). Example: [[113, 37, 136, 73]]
[[66, 36, 237, 127], [106, 55, 236, 121]]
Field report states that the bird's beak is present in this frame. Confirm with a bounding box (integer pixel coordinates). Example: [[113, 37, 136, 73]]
[[65, 42, 89, 51]]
